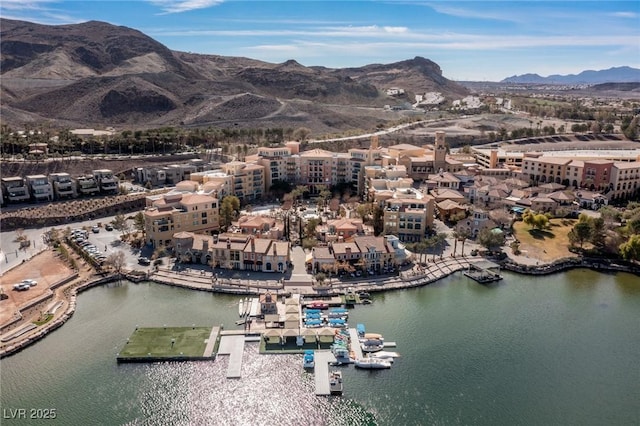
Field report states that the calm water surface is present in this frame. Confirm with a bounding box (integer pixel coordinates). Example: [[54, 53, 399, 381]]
[[2, 269, 639, 425]]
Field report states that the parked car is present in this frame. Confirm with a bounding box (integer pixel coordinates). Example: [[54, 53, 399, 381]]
[[20, 279, 37, 287], [105, 224, 114, 231], [13, 283, 30, 291], [92, 226, 100, 233], [138, 256, 151, 265]]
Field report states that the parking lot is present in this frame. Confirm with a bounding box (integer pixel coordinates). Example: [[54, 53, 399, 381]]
[[73, 222, 152, 272]]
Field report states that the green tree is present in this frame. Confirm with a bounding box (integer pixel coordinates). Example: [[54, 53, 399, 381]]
[[477, 227, 505, 252], [568, 219, 592, 249], [220, 195, 240, 231], [133, 211, 145, 236], [619, 234, 640, 261], [111, 214, 130, 237]]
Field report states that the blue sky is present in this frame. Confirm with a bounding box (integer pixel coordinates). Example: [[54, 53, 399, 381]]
[[1, 1, 639, 81]]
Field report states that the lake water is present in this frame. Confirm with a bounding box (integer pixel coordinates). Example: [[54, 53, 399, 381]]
[[2, 269, 639, 425]]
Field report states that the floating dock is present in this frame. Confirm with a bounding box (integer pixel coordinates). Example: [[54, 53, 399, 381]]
[[218, 335, 245, 378], [464, 260, 504, 284], [314, 350, 337, 395]]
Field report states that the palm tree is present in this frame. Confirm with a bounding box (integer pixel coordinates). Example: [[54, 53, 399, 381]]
[[457, 228, 471, 256]]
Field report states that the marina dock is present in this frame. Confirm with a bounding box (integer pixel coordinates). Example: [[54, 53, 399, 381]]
[[348, 328, 364, 360], [314, 350, 337, 395], [217, 335, 245, 378]]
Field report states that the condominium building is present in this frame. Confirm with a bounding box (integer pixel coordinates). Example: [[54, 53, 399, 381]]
[[1, 176, 30, 203], [220, 161, 265, 201], [93, 169, 119, 193], [75, 175, 100, 196], [25, 174, 53, 202], [49, 173, 76, 199], [144, 192, 220, 247], [382, 188, 435, 242]]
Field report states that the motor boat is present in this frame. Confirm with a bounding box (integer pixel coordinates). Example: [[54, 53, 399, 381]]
[[354, 357, 391, 369], [369, 351, 400, 363], [329, 371, 343, 395], [308, 301, 329, 310], [361, 339, 384, 352], [303, 350, 315, 369]]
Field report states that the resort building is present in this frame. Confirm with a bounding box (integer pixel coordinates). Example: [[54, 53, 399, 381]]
[[610, 162, 640, 200], [173, 232, 291, 273], [25, 174, 53, 202], [144, 192, 220, 248], [315, 218, 372, 243], [220, 162, 265, 202], [1, 176, 30, 204], [308, 235, 398, 273]]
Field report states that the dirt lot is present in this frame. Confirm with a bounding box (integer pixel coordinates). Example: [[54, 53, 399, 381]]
[[0, 250, 73, 325]]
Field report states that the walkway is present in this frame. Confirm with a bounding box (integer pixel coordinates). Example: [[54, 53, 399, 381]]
[[348, 328, 364, 360], [202, 326, 220, 357]]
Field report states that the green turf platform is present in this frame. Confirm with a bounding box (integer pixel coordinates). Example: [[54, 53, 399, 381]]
[[117, 326, 215, 363]]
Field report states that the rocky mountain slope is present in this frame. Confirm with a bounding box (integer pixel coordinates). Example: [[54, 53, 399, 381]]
[[0, 18, 469, 132]]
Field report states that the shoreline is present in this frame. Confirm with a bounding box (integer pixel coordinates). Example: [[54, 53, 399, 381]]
[[1, 256, 638, 359]]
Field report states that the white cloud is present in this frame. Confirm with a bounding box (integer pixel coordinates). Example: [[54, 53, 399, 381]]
[[609, 11, 638, 18], [426, 2, 523, 23], [148, 0, 224, 14]]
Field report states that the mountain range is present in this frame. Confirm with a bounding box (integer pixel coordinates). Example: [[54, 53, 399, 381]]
[[0, 18, 468, 132], [501, 67, 640, 84]]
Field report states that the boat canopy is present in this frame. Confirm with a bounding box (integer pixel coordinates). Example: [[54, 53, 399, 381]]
[[329, 308, 348, 313], [357, 324, 365, 334], [329, 318, 346, 324], [305, 319, 322, 325], [304, 312, 321, 318], [304, 309, 321, 314]]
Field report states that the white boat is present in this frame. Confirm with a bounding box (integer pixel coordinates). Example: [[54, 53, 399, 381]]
[[370, 351, 400, 362], [354, 357, 391, 369], [361, 339, 384, 352], [238, 299, 245, 317], [329, 371, 343, 395], [303, 350, 315, 369]]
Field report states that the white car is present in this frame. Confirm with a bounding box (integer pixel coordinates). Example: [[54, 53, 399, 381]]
[[13, 283, 30, 291], [21, 279, 38, 287]]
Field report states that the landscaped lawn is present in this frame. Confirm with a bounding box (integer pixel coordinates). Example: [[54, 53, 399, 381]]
[[513, 218, 579, 262], [118, 326, 212, 358]]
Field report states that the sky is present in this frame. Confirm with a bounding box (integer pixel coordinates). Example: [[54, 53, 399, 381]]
[[1, 0, 639, 81]]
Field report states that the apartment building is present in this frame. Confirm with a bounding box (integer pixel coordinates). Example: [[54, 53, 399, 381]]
[[144, 192, 219, 247], [1, 176, 30, 203], [93, 169, 119, 193], [74, 175, 100, 196], [49, 173, 76, 199], [220, 161, 265, 201], [382, 188, 435, 242], [26, 174, 53, 202]]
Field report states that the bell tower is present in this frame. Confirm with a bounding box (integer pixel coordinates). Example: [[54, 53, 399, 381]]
[[434, 131, 447, 172]]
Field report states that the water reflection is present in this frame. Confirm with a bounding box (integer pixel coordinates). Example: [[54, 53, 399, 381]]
[[124, 344, 374, 426]]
